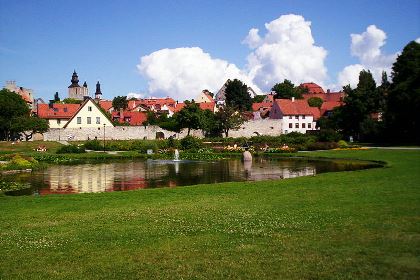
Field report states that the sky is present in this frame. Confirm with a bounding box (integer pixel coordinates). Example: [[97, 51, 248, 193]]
[[0, 0, 419, 102]]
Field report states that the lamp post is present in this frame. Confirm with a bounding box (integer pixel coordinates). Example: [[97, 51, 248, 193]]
[[103, 124, 106, 153]]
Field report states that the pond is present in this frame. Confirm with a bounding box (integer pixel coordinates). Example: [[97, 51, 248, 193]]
[[2, 157, 380, 196]]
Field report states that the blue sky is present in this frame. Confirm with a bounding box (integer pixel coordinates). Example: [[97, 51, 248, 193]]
[[0, 0, 419, 102]]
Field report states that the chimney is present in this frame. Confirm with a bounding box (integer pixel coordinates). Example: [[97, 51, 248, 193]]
[[49, 100, 54, 108], [327, 89, 330, 93], [292, 97, 295, 102]]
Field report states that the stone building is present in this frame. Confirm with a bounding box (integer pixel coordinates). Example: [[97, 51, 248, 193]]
[[68, 70, 89, 100]]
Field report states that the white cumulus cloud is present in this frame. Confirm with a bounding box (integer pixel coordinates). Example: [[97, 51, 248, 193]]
[[243, 14, 328, 91], [338, 25, 398, 88], [415, 37, 420, 43], [127, 92, 146, 99], [137, 47, 260, 102]]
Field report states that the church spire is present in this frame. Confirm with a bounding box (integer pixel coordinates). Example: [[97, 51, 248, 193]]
[[95, 81, 102, 100], [69, 70, 80, 88]]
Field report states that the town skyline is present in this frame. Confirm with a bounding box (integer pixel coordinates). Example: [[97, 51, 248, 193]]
[[0, 0, 418, 102]]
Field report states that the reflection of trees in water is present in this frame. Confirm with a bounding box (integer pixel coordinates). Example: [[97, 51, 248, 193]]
[[4, 158, 379, 195]]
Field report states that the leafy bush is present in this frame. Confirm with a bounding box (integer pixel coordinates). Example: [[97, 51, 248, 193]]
[[338, 140, 349, 148], [180, 136, 202, 151], [307, 142, 339, 151], [84, 139, 103, 150], [307, 97, 324, 108], [56, 145, 86, 154], [316, 129, 341, 142]]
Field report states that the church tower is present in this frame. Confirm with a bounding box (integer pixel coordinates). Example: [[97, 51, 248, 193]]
[[68, 70, 89, 100], [95, 81, 102, 101]]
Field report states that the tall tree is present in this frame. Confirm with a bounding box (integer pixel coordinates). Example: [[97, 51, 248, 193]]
[[0, 89, 31, 140], [11, 116, 49, 141], [215, 105, 245, 137], [385, 40, 420, 143], [174, 101, 202, 135], [224, 79, 252, 111], [112, 96, 128, 111], [271, 79, 306, 99], [200, 109, 220, 137]]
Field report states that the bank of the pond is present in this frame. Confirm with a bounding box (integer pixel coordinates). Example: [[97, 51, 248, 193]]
[[0, 149, 419, 279]]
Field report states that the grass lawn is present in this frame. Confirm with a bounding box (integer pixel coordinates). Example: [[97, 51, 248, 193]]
[[0, 149, 419, 279]]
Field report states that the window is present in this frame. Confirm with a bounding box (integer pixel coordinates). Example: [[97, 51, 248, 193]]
[[87, 117, 91, 124], [285, 130, 288, 133], [308, 123, 312, 128], [77, 117, 81, 124], [302, 115, 306, 119], [96, 117, 100, 124], [63, 108, 68, 112], [295, 123, 299, 128], [88, 106, 92, 112], [302, 123, 306, 128], [295, 116, 298, 119], [289, 123, 292, 128], [53, 108, 58, 112], [289, 116, 292, 119], [57, 119, 61, 124]]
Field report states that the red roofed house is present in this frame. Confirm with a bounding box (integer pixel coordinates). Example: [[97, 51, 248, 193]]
[[300, 82, 345, 103], [270, 98, 319, 134], [38, 98, 113, 129], [37, 102, 81, 128], [112, 111, 148, 126]]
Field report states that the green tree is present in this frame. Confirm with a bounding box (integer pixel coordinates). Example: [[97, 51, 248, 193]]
[[174, 101, 202, 135], [112, 96, 128, 111], [224, 79, 252, 111], [11, 116, 49, 141], [62, 98, 82, 104], [307, 97, 323, 108], [272, 80, 306, 99], [0, 89, 31, 140], [385, 40, 420, 143], [252, 95, 265, 103], [200, 109, 220, 137], [215, 105, 245, 137]]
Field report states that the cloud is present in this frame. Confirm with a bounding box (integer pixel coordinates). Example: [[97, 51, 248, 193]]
[[137, 47, 260, 102], [127, 92, 146, 99], [416, 37, 420, 43], [243, 14, 328, 91], [338, 25, 398, 88]]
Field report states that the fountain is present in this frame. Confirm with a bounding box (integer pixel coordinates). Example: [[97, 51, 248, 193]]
[[174, 149, 180, 161]]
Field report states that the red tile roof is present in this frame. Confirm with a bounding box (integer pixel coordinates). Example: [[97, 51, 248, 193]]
[[37, 103, 81, 119], [112, 111, 148, 126], [252, 102, 272, 112], [300, 82, 325, 94], [99, 100, 113, 111], [274, 99, 320, 118], [199, 102, 215, 111], [320, 101, 341, 116]]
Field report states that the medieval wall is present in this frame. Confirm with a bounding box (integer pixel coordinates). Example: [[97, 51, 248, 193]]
[[42, 119, 283, 141]]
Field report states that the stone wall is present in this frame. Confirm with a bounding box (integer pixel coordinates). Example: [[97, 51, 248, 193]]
[[42, 119, 283, 141], [228, 119, 282, 138]]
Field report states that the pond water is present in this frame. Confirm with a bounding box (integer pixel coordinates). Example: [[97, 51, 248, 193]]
[[2, 157, 380, 196]]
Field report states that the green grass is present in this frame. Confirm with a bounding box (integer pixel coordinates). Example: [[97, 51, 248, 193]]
[[0, 149, 419, 279]]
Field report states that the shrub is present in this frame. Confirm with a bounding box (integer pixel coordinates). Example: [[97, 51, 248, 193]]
[[307, 142, 339, 151], [84, 140, 103, 151], [56, 145, 86, 154], [180, 136, 202, 151], [316, 129, 341, 142], [10, 154, 33, 168], [338, 140, 349, 148]]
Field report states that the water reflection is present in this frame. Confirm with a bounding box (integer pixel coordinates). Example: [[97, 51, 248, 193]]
[[2, 157, 378, 196]]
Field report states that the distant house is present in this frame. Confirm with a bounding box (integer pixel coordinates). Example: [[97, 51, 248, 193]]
[[196, 90, 214, 103], [112, 111, 148, 126], [270, 98, 318, 134], [38, 98, 113, 129], [215, 79, 257, 105]]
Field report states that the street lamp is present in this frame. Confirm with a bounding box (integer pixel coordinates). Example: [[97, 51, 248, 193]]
[[103, 124, 106, 153]]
